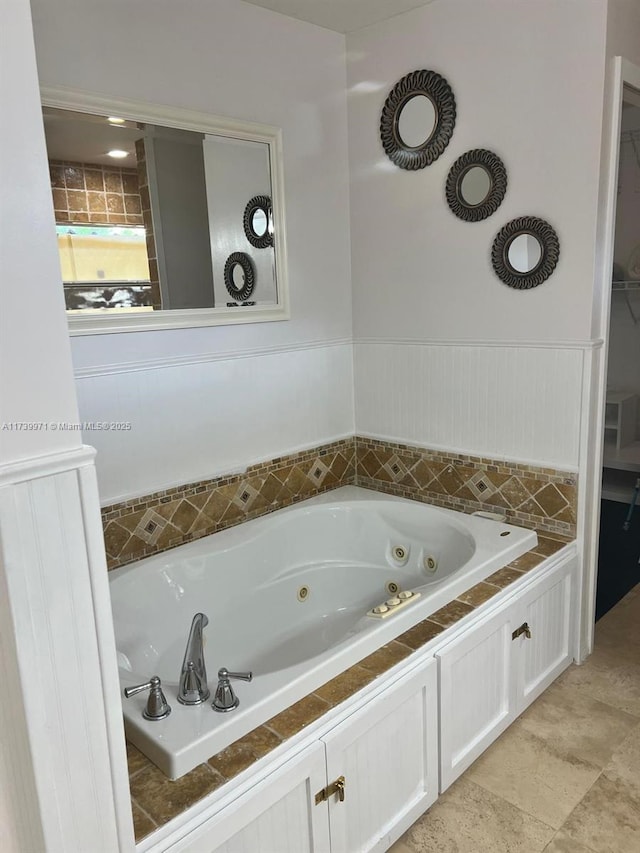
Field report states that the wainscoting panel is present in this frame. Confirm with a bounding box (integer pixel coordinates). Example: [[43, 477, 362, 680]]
[[354, 342, 585, 470], [76, 342, 354, 505]]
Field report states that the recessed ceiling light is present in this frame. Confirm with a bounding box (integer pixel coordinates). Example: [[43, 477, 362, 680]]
[[107, 149, 129, 159], [108, 116, 126, 125]]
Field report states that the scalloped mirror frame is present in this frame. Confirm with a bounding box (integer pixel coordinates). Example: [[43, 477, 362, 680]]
[[40, 87, 290, 335]]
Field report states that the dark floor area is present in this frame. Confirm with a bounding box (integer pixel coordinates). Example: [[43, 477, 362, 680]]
[[596, 497, 640, 620]]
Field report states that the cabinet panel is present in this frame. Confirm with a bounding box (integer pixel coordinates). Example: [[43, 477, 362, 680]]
[[322, 659, 438, 853], [519, 557, 575, 705], [167, 743, 330, 853], [437, 607, 515, 792]]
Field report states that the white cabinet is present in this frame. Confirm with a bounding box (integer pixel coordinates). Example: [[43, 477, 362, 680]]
[[169, 743, 330, 853], [437, 555, 575, 791], [164, 658, 438, 853], [322, 658, 438, 853], [143, 554, 576, 853]]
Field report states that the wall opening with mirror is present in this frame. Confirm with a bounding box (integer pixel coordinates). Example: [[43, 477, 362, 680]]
[[41, 95, 288, 333]]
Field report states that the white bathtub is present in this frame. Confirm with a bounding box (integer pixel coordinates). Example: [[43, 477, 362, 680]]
[[110, 486, 537, 778]]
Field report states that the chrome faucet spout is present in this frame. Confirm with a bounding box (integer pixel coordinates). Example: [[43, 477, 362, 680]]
[[178, 613, 210, 705]]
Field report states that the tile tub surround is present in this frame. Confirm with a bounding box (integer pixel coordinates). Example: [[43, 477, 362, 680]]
[[103, 438, 356, 570], [102, 435, 575, 570], [127, 532, 570, 843], [356, 436, 577, 539]]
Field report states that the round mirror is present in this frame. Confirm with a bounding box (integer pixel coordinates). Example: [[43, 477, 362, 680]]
[[243, 195, 273, 249], [460, 166, 491, 206], [446, 150, 507, 222], [380, 69, 456, 170], [491, 217, 560, 289], [224, 252, 255, 301], [507, 233, 542, 273], [396, 94, 436, 149], [251, 208, 268, 238]]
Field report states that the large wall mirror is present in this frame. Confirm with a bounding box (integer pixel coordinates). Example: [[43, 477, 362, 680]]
[[41, 88, 289, 334]]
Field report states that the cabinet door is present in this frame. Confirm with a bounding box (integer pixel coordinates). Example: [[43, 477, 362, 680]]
[[517, 556, 575, 709], [322, 658, 438, 853], [437, 605, 517, 792], [166, 743, 330, 853]]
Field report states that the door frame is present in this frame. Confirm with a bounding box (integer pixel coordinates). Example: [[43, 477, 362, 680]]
[[580, 57, 640, 660]]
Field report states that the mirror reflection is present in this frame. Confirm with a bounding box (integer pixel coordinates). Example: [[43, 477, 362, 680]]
[[232, 265, 245, 290], [252, 209, 268, 237], [396, 94, 436, 149], [507, 233, 543, 273], [42, 107, 277, 314], [459, 166, 491, 207]]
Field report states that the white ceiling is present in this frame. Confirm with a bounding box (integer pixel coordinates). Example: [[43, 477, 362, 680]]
[[240, 0, 435, 33]]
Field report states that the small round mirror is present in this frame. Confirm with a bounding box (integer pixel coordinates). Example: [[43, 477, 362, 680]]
[[251, 209, 268, 238], [459, 166, 491, 207], [446, 150, 507, 222], [491, 217, 560, 289], [507, 233, 543, 273], [380, 69, 456, 170], [396, 94, 437, 149], [243, 195, 273, 249], [224, 251, 255, 301]]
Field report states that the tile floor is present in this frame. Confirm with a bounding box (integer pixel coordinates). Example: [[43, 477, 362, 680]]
[[390, 583, 640, 853]]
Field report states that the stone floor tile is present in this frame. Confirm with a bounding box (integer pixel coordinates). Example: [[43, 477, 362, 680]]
[[403, 777, 554, 853], [542, 829, 596, 852], [602, 721, 640, 799], [560, 775, 640, 853], [466, 726, 600, 829], [387, 839, 414, 853], [555, 647, 640, 717], [516, 680, 638, 768]]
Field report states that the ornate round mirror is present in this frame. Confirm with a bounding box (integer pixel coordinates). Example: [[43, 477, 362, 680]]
[[243, 195, 273, 249], [491, 217, 560, 289], [224, 252, 255, 301], [446, 149, 507, 222], [380, 69, 456, 170]]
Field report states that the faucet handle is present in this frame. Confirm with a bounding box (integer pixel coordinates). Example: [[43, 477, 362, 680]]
[[220, 668, 253, 682], [213, 668, 253, 712], [124, 676, 171, 721]]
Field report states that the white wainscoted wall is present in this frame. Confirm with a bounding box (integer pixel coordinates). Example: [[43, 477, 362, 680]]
[[1, 1, 132, 849], [354, 341, 586, 471], [77, 341, 354, 505]]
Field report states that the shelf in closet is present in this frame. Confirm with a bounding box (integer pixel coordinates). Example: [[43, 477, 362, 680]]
[[604, 391, 638, 452]]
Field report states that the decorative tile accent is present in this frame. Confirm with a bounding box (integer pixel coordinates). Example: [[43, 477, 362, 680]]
[[354, 436, 577, 538], [104, 435, 575, 571], [103, 438, 356, 570]]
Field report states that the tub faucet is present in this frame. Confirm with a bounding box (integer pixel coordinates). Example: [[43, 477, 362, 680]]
[[178, 613, 210, 705]]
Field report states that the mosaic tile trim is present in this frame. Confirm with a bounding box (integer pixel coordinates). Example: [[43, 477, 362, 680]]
[[127, 533, 570, 841], [355, 436, 577, 538], [103, 438, 356, 570]]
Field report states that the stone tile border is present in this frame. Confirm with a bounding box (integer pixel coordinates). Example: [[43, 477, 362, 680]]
[[127, 533, 570, 841], [356, 436, 577, 538], [103, 438, 356, 570], [103, 436, 575, 570]]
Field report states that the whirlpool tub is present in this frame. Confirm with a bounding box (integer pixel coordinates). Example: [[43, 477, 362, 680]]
[[110, 486, 537, 778]]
